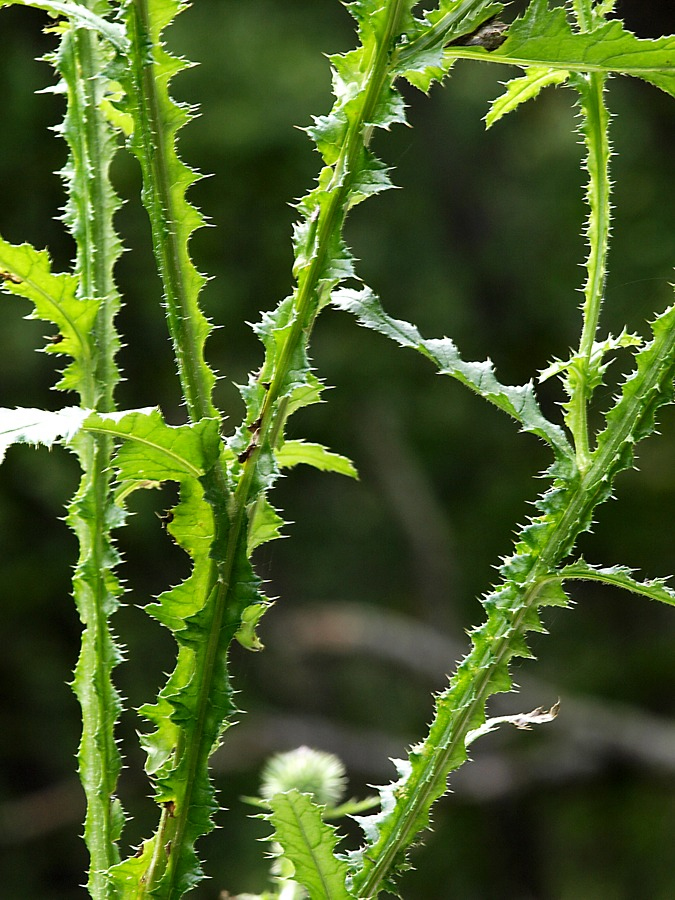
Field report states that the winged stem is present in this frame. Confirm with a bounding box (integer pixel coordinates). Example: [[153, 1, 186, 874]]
[[55, 8, 125, 895], [111, 0, 414, 892], [122, 0, 218, 425], [2, 1, 673, 897], [571, 0, 593, 33], [243, 0, 409, 449], [568, 70, 611, 469], [351, 299, 675, 897]]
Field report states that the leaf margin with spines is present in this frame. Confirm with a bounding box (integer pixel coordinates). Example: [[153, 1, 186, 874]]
[[0, 0, 129, 53], [486, 65, 570, 128], [117, 0, 218, 425], [268, 789, 356, 900], [0, 238, 97, 394], [331, 285, 574, 460], [445, 0, 675, 98], [344, 293, 675, 896], [558, 558, 675, 608]]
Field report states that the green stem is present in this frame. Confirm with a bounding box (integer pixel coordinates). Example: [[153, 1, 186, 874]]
[[134, 1, 409, 894], [570, 71, 611, 470], [394, 0, 501, 69], [58, 8, 124, 896], [250, 0, 408, 455], [124, 0, 218, 425], [571, 0, 594, 32], [352, 304, 675, 898]]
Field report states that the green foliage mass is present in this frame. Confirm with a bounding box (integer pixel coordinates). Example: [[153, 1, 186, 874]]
[[0, 0, 674, 897]]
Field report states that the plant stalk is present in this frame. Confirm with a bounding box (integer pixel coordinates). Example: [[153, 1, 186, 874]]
[[352, 303, 675, 897], [570, 70, 611, 470], [124, 0, 219, 426], [57, 7, 125, 896], [127, 0, 410, 894]]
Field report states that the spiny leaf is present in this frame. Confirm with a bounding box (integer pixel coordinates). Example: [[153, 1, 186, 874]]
[[559, 559, 675, 608], [247, 494, 285, 555], [268, 790, 355, 900], [594, 0, 617, 19], [540, 331, 641, 462], [0, 405, 88, 462], [0, 405, 221, 478], [486, 66, 569, 128], [84, 408, 222, 482], [332, 286, 573, 457], [0, 238, 97, 394], [452, 0, 675, 98], [276, 440, 358, 479], [234, 600, 272, 651], [395, 0, 505, 92], [0, 0, 129, 53], [594, 300, 675, 476], [539, 330, 642, 388]]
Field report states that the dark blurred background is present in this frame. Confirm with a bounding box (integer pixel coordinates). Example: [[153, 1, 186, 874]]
[[1, 1, 674, 897]]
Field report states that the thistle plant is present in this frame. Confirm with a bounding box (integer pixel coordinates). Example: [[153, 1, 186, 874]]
[[1, 0, 674, 897]]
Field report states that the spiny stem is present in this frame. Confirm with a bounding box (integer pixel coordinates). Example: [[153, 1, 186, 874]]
[[246, 0, 409, 461], [139, 568, 225, 897], [395, 0, 499, 69], [138, 1, 410, 892], [353, 306, 675, 897], [57, 9, 125, 895], [576, 84, 611, 339], [570, 70, 611, 470], [571, 0, 594, 33], [124, 0, 219, 426]]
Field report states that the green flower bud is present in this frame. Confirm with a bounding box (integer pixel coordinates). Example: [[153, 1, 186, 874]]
[[260, 746, 347, 808]]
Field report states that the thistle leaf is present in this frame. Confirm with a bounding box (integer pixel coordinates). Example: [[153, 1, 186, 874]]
[[395, 1, 505, 92], [594, 301, 675, 478], [0, 0, 129, 53], [234, 599, 272, 651], [559, 559, 675, 608], [0, 405, 88, 462], [455, 0, 675, 98], [276, 440, 358, 479], [268, 790, 355, 900], [84, 408, 222, 482], [0, 239, 97, 393], [0, 405, 222, 476], [486, 66, 569, 128], [247, 494, 286, 555], [332, 286, 573, 458]]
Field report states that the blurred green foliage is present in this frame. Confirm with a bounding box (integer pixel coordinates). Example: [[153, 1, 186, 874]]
[[0, 1, 674, 897]]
